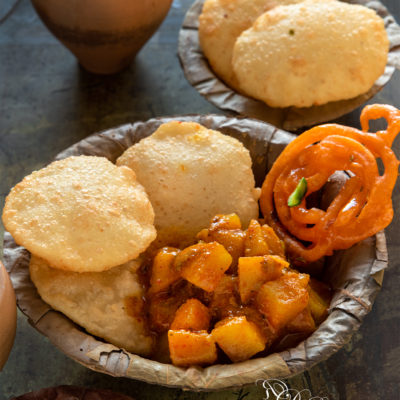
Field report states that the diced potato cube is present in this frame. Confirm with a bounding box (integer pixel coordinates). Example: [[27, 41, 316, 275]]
[[170, 298, 211, 331], [212, 316, 266, 362], [197, 214, 245, 272], [308, 289, 329, 324], [208, 213, 242, 232], [261, 224, 285, 258], [208, 275, 240, 320], [196, 228, 209, 242], [197, 213, 242, 241], [238, 255, 288, 303], [198, 229, 245, 272], [176, 242, 232, 292], [212, 230, 245, 272], [308, 278, 331, 324], [257, 272, 310, 330], [287, 307, 316, 334], [168, 330, 217, 367], [244, 220, 270, 256], [240, 306, 279, 348], [149, 247, 180, 294]]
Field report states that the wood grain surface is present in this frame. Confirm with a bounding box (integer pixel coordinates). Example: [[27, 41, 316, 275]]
[[0, 0, 399, 399]]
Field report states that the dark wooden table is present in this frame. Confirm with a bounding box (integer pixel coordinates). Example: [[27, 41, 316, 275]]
[[1, 1, 399, 399]]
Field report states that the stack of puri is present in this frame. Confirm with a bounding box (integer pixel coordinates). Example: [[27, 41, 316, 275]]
[[199, 0, 389, 108], [2, 121, 260, 356]]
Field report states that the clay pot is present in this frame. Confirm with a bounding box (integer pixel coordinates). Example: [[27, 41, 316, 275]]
[[0, 261, 16, 370], [31, 0, 173, 74]]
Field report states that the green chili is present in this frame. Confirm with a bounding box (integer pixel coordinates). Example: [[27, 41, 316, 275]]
[[287, 177, 307, 207]]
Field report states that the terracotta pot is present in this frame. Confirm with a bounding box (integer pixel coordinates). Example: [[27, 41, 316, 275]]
[[0, 261, 17, 370], [31, 0, 173, 74]]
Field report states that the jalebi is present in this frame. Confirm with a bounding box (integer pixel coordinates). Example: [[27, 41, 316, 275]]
[[260, 104, 400, 263]]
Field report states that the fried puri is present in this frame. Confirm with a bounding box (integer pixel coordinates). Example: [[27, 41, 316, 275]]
[[116, 121, 260, 247], [29, 256, 154, 355], [199, 0, 303, 90], [2, 156, 156, 272], [232, 0, 389, 108]]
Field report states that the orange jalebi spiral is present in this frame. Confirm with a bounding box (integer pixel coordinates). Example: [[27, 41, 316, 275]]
[[260, 104, 400, 263]]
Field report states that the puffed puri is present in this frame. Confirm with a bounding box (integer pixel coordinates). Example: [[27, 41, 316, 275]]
[[29, 255, 155, 356], [116, 121, 261, 247], [2, 156, 157, 273], [199, 0, 304, 90], [232, 0, 389, 108]]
